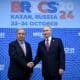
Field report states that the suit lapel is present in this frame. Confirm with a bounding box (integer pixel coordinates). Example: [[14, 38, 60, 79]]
[[41, 40, 47, 53], [25, 42, 28, 56], [15, 40, 26, 57], [48, 38, 55, 52]]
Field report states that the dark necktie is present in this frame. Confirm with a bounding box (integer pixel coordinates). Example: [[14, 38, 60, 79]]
[[45, 38, 49, 51]]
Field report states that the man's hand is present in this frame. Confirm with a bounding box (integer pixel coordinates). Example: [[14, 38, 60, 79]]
[[27, 62, 34, 68], [59, 69, 64, 75]]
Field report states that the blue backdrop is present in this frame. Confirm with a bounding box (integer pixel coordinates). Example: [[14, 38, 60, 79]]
[[0, 0, 80, 80]]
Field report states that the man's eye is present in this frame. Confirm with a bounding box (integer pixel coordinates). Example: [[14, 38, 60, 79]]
[[45, 30, 48, 31], [43, 30, 48, 32], [18, 33, 24, 35]]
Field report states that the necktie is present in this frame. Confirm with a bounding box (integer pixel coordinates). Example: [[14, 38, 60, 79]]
[[45, 38, 49, 51]]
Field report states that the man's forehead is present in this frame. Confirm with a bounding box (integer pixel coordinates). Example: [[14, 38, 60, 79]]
[[17, 29, 25, 33], [18, 29, 24, 32]]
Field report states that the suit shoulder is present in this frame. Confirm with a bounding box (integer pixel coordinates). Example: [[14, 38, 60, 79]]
[[25, 42, 31, 47], [52, 37, 62, 41], [38, 40, 44, 45], [9, 40, 16, 45]]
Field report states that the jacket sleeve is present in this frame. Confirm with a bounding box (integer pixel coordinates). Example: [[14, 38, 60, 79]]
[[58, 39, 65, 70], [33, 43, 42, 66], [26, 43, 33, 62]]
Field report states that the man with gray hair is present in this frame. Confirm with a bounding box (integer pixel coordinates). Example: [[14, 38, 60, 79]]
[[28, 26, 65, 80], [8, 28, 33, 80]]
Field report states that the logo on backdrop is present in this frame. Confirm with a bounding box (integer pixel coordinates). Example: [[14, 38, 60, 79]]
[[10, 1, 74, 27]]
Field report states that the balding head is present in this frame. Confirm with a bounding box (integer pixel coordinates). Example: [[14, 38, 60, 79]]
[[42, 25, 52, 38]]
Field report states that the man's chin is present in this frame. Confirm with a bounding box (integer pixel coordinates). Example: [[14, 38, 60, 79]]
[[19, 39, 24, 41], [45, 36, 49, 38]]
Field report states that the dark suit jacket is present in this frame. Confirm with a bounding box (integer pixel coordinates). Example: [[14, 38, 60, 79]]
[[34, 37, 65, 76], [8, 40, 33, 79]]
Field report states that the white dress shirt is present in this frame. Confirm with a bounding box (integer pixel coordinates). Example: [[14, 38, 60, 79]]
[[18, 41, 26, 56]]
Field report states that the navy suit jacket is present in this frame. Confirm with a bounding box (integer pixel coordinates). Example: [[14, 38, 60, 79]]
[[8, 40, 33, 78], [34, 38, 65, 76]]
